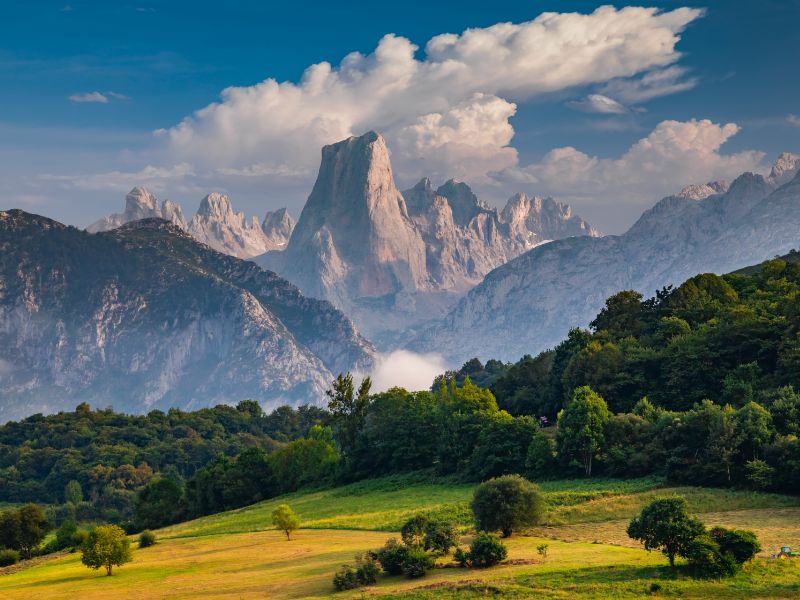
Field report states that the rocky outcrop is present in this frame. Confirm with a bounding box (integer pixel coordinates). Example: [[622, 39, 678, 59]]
[[261, 208, 295, 248], [257, 132, 598, 340], [0, 210, 373, 421], [412, 153, 800, 363], [87, 188, 294, 259]]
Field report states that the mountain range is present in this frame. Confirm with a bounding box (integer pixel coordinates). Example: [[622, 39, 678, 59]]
[[410, 152, 800, 363], [0, 210, 372, 421], [257, 131, 599, 340], [88, 187, 296, 259]]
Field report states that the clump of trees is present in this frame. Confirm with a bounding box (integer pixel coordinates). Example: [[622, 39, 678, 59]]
[[0, 504, 50, 559], [628, 497, 759, 577], [332, 554, 380, 591], [81, 524, 133, 576]]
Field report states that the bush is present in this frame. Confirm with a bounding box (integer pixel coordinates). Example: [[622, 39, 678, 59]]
[[454, 546, 469, 567], [0, 548, 20, 566], [356, 554, 380, 585], [471, 475, 544, 537], [709, 527, 760, 564], [401, 546, 434, 578], [686, 534, 738, 579], [463, 532, 507, 568], [333, 554, 381, 590], [332, 565, 358, 591], [138, 530, 157, 548], [400, 514, 457, 555], [375, 538, 409, 575]]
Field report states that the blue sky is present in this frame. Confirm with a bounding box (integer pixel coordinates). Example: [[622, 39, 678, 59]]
[[1, 0, 799, 232]]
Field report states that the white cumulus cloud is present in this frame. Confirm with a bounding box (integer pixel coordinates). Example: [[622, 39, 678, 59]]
[[159, 6, 703, 186], [369, 350, 448, 393], [489, 119, 765, 224]]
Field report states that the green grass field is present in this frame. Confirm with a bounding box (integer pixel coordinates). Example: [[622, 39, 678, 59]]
[[1, 473, 799, 599]]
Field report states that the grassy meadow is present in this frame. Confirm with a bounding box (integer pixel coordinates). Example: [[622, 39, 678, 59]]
[[1, 473, 799, 598]]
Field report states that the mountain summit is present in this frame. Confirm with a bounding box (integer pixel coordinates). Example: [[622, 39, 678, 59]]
[[258, 131, 599, 339]]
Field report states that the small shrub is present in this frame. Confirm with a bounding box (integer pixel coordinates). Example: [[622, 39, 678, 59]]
[[401, 546, 435, 578], [454, 546, 469, 567], [375, 538, 409, 575], [536, 543, 549, 562], [332, 565, 358, 591], [649, 581, 662, 594], [0, 548, 20, 566], [355, 554, 380, 585], [686, 534, 738, 579], [466, 532, 507, 568], [138, 530, 157, 548]]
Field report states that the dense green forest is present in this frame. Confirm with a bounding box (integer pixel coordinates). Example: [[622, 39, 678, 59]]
[[2, 252, 799, 532]]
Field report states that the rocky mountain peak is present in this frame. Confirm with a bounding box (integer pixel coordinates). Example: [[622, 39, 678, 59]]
[[261, 208, 296, 247], [677, 181, 730, 201], [197, 192, 234, 219], [436, 179, 483, 226], [160, 199, 188, 230], [124, 187, 160, 220], [768, 152, 800, 186], [278, 130, 428, 301]]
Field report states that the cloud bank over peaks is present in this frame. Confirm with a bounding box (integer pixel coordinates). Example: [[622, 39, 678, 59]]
[[488, 119, 765, 228], [159, 6, 704, 186]]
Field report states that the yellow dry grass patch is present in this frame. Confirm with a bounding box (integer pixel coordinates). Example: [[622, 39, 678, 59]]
[[0, 528, 662, 600], [531, 507, 800, 557]]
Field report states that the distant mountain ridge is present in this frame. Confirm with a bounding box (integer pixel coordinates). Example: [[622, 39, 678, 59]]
[[0, 210, 372, 421], [410, 152, 800, 363], [88, 187, 296, 259], [257, 131, 599, 340]]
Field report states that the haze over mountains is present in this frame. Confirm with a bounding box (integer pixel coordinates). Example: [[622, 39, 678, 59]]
[[412, 152, 800, 362], [2, 130, 799, 420], [0, 211, 372, 421]]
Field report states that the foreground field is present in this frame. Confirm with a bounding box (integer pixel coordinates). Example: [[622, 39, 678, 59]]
[[1, 474, 799, 599]]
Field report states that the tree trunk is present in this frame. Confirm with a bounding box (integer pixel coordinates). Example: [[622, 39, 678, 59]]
[[668, 553, 675, 569], [501, 527, 512, 538], [106, 564, 113, 576], [285, 530, 291, 541]]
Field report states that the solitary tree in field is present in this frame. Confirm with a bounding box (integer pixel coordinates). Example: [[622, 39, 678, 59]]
[[627, 497, 704, 569], [556, 386, 610, 476], [272, 504, 300, 540], [471, 475, 544, 537], [0, 504, 51, 558], [81, 524, 133, 576]]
